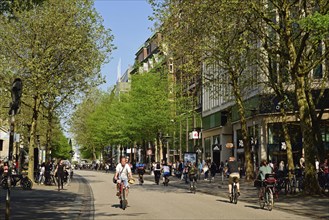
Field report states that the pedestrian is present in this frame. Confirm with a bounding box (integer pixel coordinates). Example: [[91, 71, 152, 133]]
[[182, 163, 189, 184], [315, 157, 320, 173], [38, 162, 45, 185], [105, 163, 110, 173], [269, 160, 274, 171], [54, 160, 65, 191], [45, 161, 51, 185], [299, 152, 305, 170], [210, 161, 217, 180], [203, 161, 209, 180], [3, 162, 9, 175], [277, 161, 285, 178]]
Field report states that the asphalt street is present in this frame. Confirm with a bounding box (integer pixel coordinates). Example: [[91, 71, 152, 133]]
[[0, 170, 325, 220], [79, 170, 311, 220]]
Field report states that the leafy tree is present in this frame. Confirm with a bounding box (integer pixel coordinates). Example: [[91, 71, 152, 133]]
[[0, 0, 114, 179], [246, 0, 329, 194], [50, 125, 72, 160], [150, 0, 257, 180]]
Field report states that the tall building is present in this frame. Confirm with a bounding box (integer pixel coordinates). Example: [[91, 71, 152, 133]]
[[201, 60, 329, 168]]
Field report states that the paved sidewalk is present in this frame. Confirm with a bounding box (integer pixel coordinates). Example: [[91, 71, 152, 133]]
[[0, 174, 93, 220], [143, 173, 329, 219]]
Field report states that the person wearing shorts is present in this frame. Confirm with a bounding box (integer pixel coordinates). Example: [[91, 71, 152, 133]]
[[227, 156, 240, 197], [115, 156, 132, 196]]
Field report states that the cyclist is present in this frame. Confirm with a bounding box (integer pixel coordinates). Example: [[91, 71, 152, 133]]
[[162, 162, 170, 185], [188, 162, 198, 191], [114, 156, 133, 197], [136, 162, 146, 184], [257, 160, 272, 200], [154, 162, 161, 184], [226, 156, 240, 198]]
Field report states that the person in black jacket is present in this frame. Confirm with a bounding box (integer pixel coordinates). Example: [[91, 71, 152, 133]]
[[54, 160, 65, 191], [210, 162, 217, 180]]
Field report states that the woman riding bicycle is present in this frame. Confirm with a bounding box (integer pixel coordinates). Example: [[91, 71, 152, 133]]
[[257, 160, 272, 200], [226, 156, 240, 198]]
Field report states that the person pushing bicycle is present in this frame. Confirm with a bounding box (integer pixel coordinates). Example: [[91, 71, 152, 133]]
[[225, 156, 240, 198]]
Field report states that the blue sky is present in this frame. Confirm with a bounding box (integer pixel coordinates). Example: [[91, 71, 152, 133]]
[[94, 0, 154, 90]]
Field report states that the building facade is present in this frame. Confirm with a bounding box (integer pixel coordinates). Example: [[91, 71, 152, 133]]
[[201, 61, 329, 168]]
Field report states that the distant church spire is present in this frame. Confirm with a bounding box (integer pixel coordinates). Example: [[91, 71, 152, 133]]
[[117, 58, 122, 83]]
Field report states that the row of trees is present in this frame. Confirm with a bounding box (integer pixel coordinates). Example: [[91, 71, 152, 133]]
[[70, 67, 174, 162], [0, 0, 114, 179], [149, 0, 329, 194]]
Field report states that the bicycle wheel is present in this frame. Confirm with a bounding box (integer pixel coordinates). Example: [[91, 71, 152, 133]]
[[233, 185, 238, 204], [21, 178, 33, 190], [259, 189, 265, 209], [1, 176, 9, 189], [266, 188, 274, 211], [121, 188, 126, 210]]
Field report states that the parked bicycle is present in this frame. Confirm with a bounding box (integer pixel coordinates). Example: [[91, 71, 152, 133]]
[[229, 177, 239, 204], [274, 172, 289, 195], [259, 174, 276, 211], [1, 173, 33, 190]]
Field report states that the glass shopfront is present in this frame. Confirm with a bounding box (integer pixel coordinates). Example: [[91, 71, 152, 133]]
[[267, 123, 302, 165], [204, 137, 211, 161]]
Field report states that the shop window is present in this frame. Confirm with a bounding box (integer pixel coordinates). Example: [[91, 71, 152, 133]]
[[236, 129, 243, 148], [204, 137, 211, 160]]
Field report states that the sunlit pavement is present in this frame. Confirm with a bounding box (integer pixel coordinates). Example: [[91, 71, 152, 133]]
[[78, 170, 319, 220], [1, 170, 327, 220]]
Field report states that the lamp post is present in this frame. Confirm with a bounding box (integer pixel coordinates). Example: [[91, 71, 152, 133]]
[[6, 78, 22, 220]]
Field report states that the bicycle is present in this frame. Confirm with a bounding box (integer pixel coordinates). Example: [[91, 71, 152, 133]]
[[1, 173, 33, 190], [259, 174, 276, 211], [138, 173, 144, 185], [163, 174, 170, 186], [229, 177, 239, 204], [117, 180, 128, 210]]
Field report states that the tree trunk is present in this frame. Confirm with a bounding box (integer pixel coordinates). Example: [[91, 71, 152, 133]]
[[159, 138, 163, 162], [280, 108, 295, 176], [92, 146, 96, 161], [231, 72, 253, 180], [27, 95, 40, 180], [45, 108, 53, 163], [306, 89, 325, 161], [295, 77, 320, 194], [154, 139, 158, 162]]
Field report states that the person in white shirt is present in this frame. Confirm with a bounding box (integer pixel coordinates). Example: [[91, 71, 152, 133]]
[[38, 163, 45, 185], [162, 163, 170, 185], [114, 156, 133, 197], [315, 157, 320, 173]]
